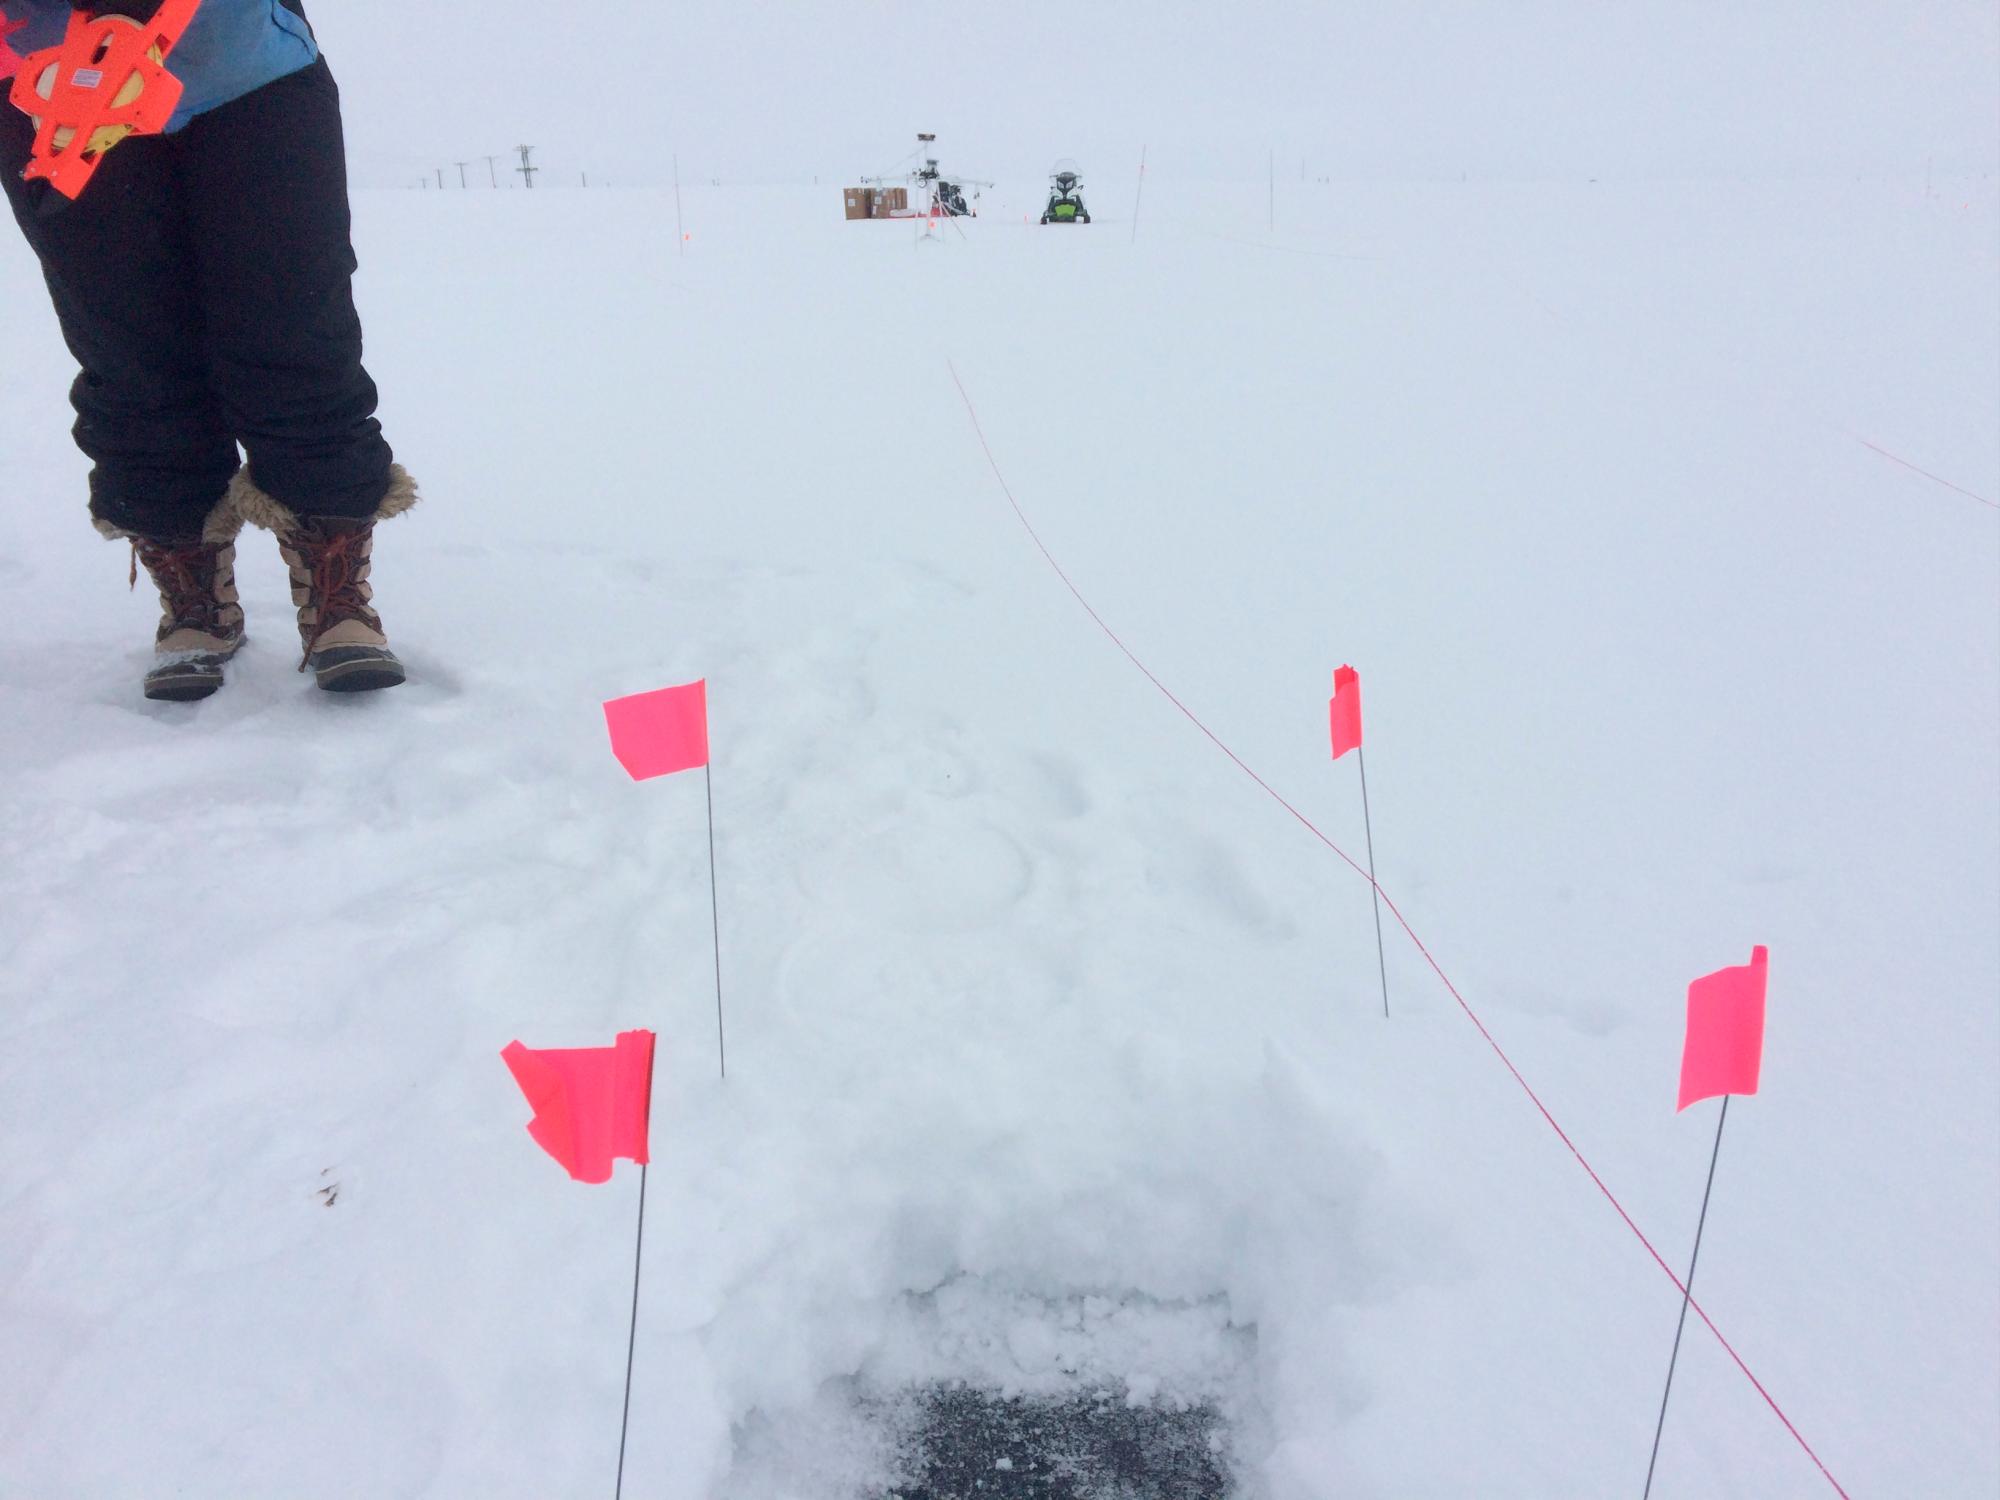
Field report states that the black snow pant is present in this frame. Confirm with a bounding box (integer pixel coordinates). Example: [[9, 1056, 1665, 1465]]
[[0, 55, 393, 543]]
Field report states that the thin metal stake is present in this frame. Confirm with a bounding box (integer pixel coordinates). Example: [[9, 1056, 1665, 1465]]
[[1644, 1094, 1731, 1499], [1130, 144, 1147, 245], [613, 1161, 649, 1500], [704, 762, 726, 1079], [1357, 745, 1389, 1018]]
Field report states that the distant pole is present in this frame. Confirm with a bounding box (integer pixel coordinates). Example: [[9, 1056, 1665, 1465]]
[[454, 160, 468, 189], [582, 171, 589, 188], [1644, 1096, 1733, 1498], [484, 153, 499, 188], [516, 144, 538, 190], [673, 153, 685, 255], [1129, 143, 1147, 245], [435, 166, 444, 190]]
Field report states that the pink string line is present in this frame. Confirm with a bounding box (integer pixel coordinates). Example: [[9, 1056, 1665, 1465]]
[[947, 359, 1854, 1500], [1856, 437, 1998, 510]]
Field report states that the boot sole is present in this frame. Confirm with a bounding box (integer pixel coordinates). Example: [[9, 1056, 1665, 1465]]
[[145, 669, 226, 702], [145, 646, 241, 702], [312, 646, 407, 693]]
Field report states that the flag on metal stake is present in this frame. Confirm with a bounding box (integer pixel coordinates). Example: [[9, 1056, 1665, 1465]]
[[1677, 945, 1768, 1110], [604, 679, 709, 781], [1645, 945, 1771, 1499], [500, 1028, 660, 1498], [1327, 663, 1389, 1015], [500, 1030, 655, 1184], [602, 677, 728, 1079], [1329, 664, 1362, 759]]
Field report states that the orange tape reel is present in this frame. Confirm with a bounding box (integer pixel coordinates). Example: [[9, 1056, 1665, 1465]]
[[9, 0, 204, 199]]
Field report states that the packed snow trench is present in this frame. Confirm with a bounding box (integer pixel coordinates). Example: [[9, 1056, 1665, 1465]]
[[2, 177, 1996, 1499]]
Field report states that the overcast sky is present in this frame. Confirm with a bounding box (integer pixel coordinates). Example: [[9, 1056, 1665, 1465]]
[[308, 2, 1999, 190]]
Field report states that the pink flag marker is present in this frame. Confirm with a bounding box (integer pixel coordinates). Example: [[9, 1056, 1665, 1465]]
[[1649, 945, 1772, 1494], [502, 1030, 661, 1491], [602, 675, 728, 1079], [1326, 662, 1388, 1016], [501, 1029, 656, 1184], [1677, 945, 1768, 1111], [1329, 664, 1362, 760], [604, 679, 708, 781]]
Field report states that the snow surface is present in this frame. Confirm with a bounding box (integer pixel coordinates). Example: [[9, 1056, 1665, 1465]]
[[2, 174, 1996, 1499]]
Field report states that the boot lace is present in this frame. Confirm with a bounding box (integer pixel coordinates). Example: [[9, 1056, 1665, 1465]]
[[131, 539, 225, 634], [297, 524, 376, 669]]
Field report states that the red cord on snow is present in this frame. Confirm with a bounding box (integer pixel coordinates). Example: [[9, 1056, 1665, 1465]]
[[947, 359, 1853, 1500]]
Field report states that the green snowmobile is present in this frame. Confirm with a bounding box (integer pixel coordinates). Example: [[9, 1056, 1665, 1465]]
[[1041, 164, 1090, 224]]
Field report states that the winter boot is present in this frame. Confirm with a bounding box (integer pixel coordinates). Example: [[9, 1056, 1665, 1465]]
[[231, 465, 417, 693], [111, 504, 247, 702]]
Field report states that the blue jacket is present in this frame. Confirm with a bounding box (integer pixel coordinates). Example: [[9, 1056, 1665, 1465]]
[[3, 0, 317, 131]]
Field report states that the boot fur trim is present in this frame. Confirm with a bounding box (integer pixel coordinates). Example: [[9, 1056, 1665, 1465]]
[[230, 463, 420, 535], [93, 493, 244, 547], [376, 464, 420, 522]]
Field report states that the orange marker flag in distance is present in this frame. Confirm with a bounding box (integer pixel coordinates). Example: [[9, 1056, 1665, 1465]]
[[1329, 664, 1362, 760], [604, 679, 708, 781], [1677, 946, 1768, 1111], [501, 1030, 656, 1183]]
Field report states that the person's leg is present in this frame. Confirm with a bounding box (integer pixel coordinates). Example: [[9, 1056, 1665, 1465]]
[[180, 55, 396, 518], [0, 102, 246, 699], [176, 56, 413, 690], [0, 100, 240, 543]]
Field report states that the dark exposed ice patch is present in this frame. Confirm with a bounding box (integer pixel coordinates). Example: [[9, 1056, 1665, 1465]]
[[878, 1382, 1232, 1499]]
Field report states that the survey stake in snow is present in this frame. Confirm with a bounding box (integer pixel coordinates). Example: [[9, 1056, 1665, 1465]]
[[500, 1030, 658, 1499], [1329, 664, 1390, 1018], [1645, 945, 1771, 1499], [603, 678, 728, 1078]]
